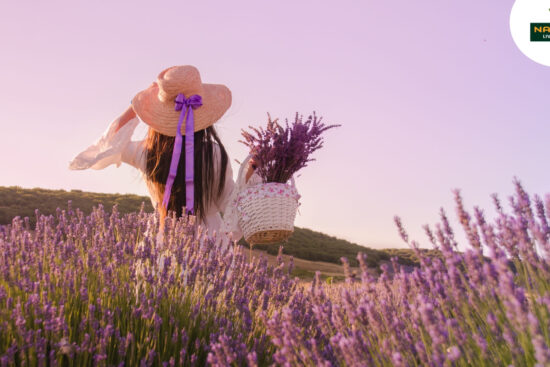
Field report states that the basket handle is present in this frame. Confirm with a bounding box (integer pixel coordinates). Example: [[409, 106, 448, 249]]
[[290, 176, 297, 190], [236, 154, 252, 190]]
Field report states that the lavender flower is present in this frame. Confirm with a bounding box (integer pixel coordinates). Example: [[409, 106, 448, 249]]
[[1, 180, 550, 366], [240, 112, 340, 183]]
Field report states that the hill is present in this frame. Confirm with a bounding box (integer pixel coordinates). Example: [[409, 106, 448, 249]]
[[240, 228, 400, 268], [0, 186, 155, 226], [0, 186, 433, 272]]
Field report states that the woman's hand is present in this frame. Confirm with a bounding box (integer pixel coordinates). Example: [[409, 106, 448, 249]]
[[115, 106, 137, 133], [245, 158, 258, 183]]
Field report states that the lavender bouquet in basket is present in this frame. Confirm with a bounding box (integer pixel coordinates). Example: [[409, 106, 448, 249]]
[[240, 112, 340, 184], [235, 112, 340, 244]]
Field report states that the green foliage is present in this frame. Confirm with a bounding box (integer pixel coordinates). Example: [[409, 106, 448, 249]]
[[290, 267, 316, 280], [0, 186, 154, 227]]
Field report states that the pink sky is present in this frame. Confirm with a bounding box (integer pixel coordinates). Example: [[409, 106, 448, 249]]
[[1, 0, 549, 249]]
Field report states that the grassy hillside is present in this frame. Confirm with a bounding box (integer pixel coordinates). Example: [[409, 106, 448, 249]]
[[0, 186, 431, 269], [240, 229, 388, 267], [239, 230, 441, 268], [0, 186, 154, 226]]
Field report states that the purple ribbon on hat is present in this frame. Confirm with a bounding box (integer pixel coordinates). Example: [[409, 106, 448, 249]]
[[161, 93, 203, 214]]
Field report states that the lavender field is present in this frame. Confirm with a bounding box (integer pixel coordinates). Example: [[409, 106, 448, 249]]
[[1, 180, 550, 366]]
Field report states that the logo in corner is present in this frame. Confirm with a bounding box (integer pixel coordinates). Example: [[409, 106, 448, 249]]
[[530, 23, 550, 41], [510, 0, 550, 66]]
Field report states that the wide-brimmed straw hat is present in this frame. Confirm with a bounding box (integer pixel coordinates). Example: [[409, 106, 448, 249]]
[[131, 65, 231, 136]]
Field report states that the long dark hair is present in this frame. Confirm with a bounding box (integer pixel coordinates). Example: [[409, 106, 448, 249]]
[[144, 126, 228, 223]]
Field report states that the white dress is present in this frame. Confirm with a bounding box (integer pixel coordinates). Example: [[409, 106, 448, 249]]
[[69, 114, 260, 246]]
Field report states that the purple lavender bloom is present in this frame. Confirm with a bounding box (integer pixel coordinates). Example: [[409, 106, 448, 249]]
[[240, 112, 340, 183], [3, 181, 550, 366]]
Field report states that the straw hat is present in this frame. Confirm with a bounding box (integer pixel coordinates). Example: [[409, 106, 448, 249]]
[[131, 65, 231, 136]]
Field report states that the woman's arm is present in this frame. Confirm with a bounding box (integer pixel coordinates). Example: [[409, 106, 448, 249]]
[[121, 140, 147, 173], [115, 106, 137, 133], [69, 109, 141, 171]]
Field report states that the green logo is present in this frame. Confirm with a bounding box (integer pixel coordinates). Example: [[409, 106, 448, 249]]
[[531, 23, 550, 41]]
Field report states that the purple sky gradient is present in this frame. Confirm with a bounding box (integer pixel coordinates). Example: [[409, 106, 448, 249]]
[[1, 0, 548, 249]]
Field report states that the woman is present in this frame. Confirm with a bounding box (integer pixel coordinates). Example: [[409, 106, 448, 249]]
[[69, 65, 257, 243]]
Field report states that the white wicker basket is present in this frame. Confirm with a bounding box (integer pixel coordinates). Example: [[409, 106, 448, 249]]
[[235, 156, 300, 244]]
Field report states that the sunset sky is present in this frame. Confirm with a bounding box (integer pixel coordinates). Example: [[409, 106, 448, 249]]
[[1, 0, 548, 249]]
